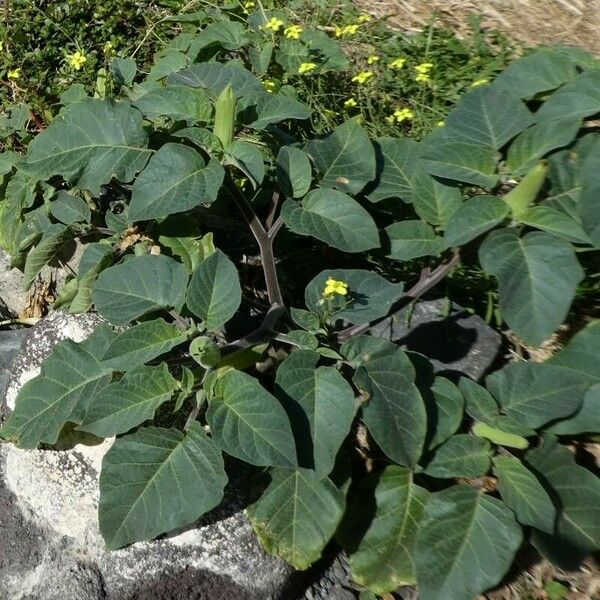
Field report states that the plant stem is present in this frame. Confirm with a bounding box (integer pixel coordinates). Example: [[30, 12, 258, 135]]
[[337, 247, 461, 342], [0, 317, 40, 328], [224, 303, 286, 353]]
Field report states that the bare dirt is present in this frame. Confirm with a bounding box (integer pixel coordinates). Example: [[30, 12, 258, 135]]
[[353, 0, 600, 55]]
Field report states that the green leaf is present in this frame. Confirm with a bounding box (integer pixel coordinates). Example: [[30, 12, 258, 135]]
[[168, 62, 263, 97], [99, 421, 226, 549], [129, 143, 224, 222], [579, 136, 600, 246], [247, 468, 345, 569], [0, 324, 115, 448], [415, 486, 523, 600], [276, 146, 312, 198], [305, 119, 376, 195], [305, 269, 404, 325], [283, 330, 319, 349], [422, 140, 498, 188], [188, 20, 249, 54], [102, 318, 187, 370], [92, 254, 188, 325], [366, 137, 421, 203], [526, 436, 600, 552], [493, 456, 556, 533], [444, 195, 509, 246], [237, 92, 310, 129], [479, 229, 583, 345], [518, 206, 590, 244], [172, 126, 223, 154], [385, 220, 443, 260], [23, 99, 151, 196], [290, 307, 321, 332], [445, 86, 533, 149], [77, 364, 177, 437], [23, 224, 74, 289], [355, 349, 426, 468], [70, 243, 114, 314], [426, 377, 465, 449], [248, 41, 273, 76], [145, 50, 190, 84], [206, 369, 297, 468], [281, 189, 379, 253], [223, 140, 265, 188], [275, 349, 356, 476], [159, 231, 215, 274], [423, 434, 491, 478], [486, 362, 585, 429], [411, 169, 463, 227], [186, 249, 242, 330], [339, 466, 429, 592], [132, 86, 212, 123], [50, 190, 91, 225], [110, 57, 137, 86], [536, 70, 600, 122], [546, 384, 600, 435], [506, 119, 580, 175]]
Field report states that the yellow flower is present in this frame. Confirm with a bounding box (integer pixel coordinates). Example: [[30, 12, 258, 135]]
[[0, 41, 3, 52], [389, 57, 406, 69], [323, 277, 349, 298], [103, 41, 116, 55], [367, 55, 379, 65], [392, 107, 414, 123], [343, 97, 358, 108], [352, 70, 374, 84], [284, 25, 303, 39], [7, 68, 21, 80], [262, 79, 279, 93], [298, 62, 318, 75], [415, 62, 433, 73], [415, 72, 431, 83], [264, 17, 284, 31], [437, 120, 445, 127], [471, 77, 489, 88], [335, 24, 360, 37], [242, 0, 255, 13], [67, 50, 87, 70], [357, 15, 371, 23]]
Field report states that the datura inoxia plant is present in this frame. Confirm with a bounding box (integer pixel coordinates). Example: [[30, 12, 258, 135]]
[[1, 7, 600, 600]]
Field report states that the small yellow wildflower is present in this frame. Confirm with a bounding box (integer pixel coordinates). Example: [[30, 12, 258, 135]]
[[284, 25, 303, 39], [242, 0, 255, 13], [68, 50, 87, 70], [0, 41, 3, 52], [471, 78, 489, 88], [415, 73, 431, 83], [298, 62, 318, 75], [335, 24, 360, 37], [263, 79, 278, 93], [389, 58, 406, 69], [343, 97, 358, 108], [437, 120, 445, 127], [7, 68, 21, 80], [357, 15, 371, 23], [323, 277, 349, 298], [367, 55, 379, 65], [103, 41, 116, 56], [264, 17, 284, 32], [392, 107, 414, 123], [415, 62, 433, 74], [352, 70, 374, 84]]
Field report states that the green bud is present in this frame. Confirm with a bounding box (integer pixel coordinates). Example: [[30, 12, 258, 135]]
[[213, 84, 236, 149], [503, 161, 548, 219], [473, 422, 529, 449]]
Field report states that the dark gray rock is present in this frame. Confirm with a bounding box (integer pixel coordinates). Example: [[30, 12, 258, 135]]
[[371, 299, 502, 381], [0, 329, 27, 403]]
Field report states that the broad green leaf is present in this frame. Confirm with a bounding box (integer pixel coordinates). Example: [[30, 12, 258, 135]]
[[355, 349, 426, 468], [305, 269, 404, 325], [493, 456, 556, 533], [579, 136, 600, 246], [422, 141, 498, 188], [129, 143, 224, 221], [70, 243, 114, 314], [132, 85, 212, 123], [78, 364, 177, 437], [110, 57, 136, 86], [445, 86, 533, 149], [385, 220, 443, 260], [283, 330, 319, 349], [237, 92, 310, 129], [506, 119, 580, 175], [50, 190, 91, 225], [486, 362, 585, 429], [415, 486, 523, 600], [0, 324, 115, 448], [167, 62, 263, 97], [366, 137, 421, 203], [526, 436, 600, 552], [411, 169, 463, 227], [339, 466, 429, 592], [187, 20, 248, 55], [159, 231, 215, 274], [248, 468, 345, 569], [92, 254, 188, 325], [248, 41, 273, 75], [423, 434, 491, 478], [23, 99, 151, 196], [172, 127, 222, 154], [206, 369, 297, 468], [290, 307, 321, 332], [102, 318, 187, 370], [479, 229, 583, 345], [224, 140, 265, 188], [281, 189, 379, 253], [494, 48, 578, 99], [518, 206, 590, 244], [145, 50, 190, 84], [275, 349, 356, 476], [425, 377, 464, 449], [276, 146, 312, 198], [99, 422, 226, 549], [546, 384, 600, 435], [444, 195, 508, 246], [23, 224, 74, 289], [340, 334, 397, 367], [186, 249, 242, 330], [301, 30, 349, 71], [305, 119, 376, 195], [536, 70, 600, 122]]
